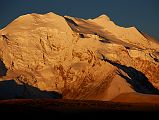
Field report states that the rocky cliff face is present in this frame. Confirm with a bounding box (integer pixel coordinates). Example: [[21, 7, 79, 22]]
[[0, 12, 159, 100]]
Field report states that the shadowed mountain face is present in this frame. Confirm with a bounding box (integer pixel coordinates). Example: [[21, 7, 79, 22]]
[[102, 58, 159, 94], [0, 60, 7, 77], [0, 58, 62, 99], [0, 12, 159, 101], [0, 80, 62, 100]]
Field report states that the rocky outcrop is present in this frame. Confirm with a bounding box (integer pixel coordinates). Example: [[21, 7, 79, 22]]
[[0, 12, 159, 100]]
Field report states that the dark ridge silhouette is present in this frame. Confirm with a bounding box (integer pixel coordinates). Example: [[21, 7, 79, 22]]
[[0, 59, 8, 77], [0, 80, 62, 100], [0, 99, 159, 117], [101, 57, 159, 94]]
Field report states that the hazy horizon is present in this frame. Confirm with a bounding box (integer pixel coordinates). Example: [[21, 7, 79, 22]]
[[0, 0, 159, 39]]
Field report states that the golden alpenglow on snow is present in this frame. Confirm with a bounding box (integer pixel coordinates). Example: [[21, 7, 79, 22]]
[[0, 12, 159, 102]]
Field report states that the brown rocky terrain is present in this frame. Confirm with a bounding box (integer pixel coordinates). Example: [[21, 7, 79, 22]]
[[0, 12, 159, 105]]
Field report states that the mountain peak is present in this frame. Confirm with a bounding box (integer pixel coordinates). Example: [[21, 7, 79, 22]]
[[95, 14, 110, 21], [1, 12, 73, 35], [0, 12, 159, 101], [89, 14, 110, 24]]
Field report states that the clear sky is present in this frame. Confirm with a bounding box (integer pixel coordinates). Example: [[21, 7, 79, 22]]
[[0, 0, 159, 39]]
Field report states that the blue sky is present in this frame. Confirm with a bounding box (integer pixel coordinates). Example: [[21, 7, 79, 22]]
[[0, 0, 159, 39]]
